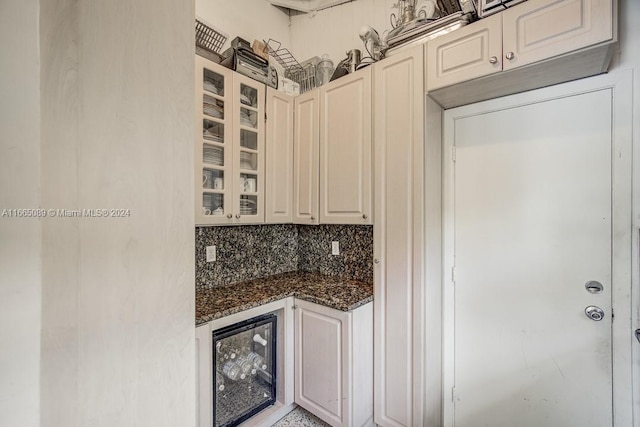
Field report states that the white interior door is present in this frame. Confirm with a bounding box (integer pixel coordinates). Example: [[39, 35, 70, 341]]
[[446, 88, 613, 427]]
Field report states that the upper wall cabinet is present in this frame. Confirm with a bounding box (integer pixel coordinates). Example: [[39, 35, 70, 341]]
[[319, 68, 373, 225], [266, 88, 294, 223], [293, 89, 320, 225], [427, 0, 616, 108], [195, 56, 266, 226], [501, 0, 613, 71], [426, 13, 503, 91]]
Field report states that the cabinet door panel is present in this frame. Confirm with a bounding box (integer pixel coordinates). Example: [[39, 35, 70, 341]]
[[374, 46, 426, 427], [426, 13, 502, 91], [196, 56, 234, 225], [294, 300, 349, 427], [319, 69, 372, 224], [265, 88, 294, 223], [293, 90, 320, 224], [233, 73, 265, 223], [502, 0, 613, 70]]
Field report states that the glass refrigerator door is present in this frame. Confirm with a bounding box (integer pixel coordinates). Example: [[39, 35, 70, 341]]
[[212, 314, 276, 427]]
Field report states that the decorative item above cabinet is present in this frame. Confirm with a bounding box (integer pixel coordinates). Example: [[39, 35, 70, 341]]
[[426, 0, 617, 108]]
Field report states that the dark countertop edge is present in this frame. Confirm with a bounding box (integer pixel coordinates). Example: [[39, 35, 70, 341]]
[[195, 273, 373, 326], [195, 292, 373, 326]]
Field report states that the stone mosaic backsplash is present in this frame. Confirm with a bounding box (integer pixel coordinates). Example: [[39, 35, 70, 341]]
[[195, 225, 298, 288], [298, 224, 373, 284], [195, 224, 373, 289]]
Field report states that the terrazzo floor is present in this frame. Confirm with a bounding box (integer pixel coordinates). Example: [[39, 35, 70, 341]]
[[270, 407, 330, 427]]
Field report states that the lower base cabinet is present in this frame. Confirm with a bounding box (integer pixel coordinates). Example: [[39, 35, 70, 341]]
[[196, 298, 373, 427], [294, 300, 373, 427]]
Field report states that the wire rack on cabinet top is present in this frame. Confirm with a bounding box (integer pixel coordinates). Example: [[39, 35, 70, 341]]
[[265, 39, 303, 75], [195, 19, 228, 53], [265, 39, 321, 93]]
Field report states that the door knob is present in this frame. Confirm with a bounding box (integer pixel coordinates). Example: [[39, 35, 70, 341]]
[[505, 51, 515, 60], [235, 214, 241, 219], [489, 56, 498, 64], [226, 213, 233, 219], [585, 306, 605, 321], [585, 281, 603, 294]]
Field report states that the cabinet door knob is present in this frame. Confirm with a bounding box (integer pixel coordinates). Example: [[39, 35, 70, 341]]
[[226, 213, 233, 219], [489, 56, 498, 64], [310, 216, 315, 221], [374, 258, 380, 264], [235, 214, 241, 219], [505, 52, 515, 60], [362, 214, 368, 219]]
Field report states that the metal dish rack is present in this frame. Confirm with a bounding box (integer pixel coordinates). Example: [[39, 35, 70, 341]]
[[196, 19, 228, 54], [265, 39, 318, 93]]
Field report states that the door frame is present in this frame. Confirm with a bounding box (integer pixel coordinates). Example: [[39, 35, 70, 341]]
[[441, 70, 634, 426]]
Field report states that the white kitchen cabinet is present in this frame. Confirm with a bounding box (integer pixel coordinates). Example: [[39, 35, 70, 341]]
[[373, 46, 442, 427], [265, 88, 294, 223], [426, 13, 503, 91], [427, 0, 616, 107], [196, 323, 212, 427], [195, 55, 266, 225], [293, 89, 320, 224], [294, 299, 373, 427], [502, 0, 613, 71], [319, 68, 372, 225]]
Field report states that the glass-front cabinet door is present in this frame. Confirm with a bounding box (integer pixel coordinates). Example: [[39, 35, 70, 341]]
[[195, 56, 265, 225], [196, 56, 233, 225], [233, 73, 265, 224]]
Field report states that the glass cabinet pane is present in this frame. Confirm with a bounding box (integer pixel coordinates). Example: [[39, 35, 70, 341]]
[[239, 194, 258, 215], [203, 168, 224, 190], [240, 129, 258, 150], [203, 94, 224, 119], [240, 173, 258, 194], [203, 119, 224, 143], [239, 151, 257, 171], [204, 68, 225, 96], [203, 192, 224, 216], [240, 84, 258, 108], [240, 107, 257, 129], [203, 144, 224, 166]]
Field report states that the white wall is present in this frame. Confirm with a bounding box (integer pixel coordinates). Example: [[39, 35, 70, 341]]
[[39, 0, 196, 426], [0, 1, 41, 427], [289, 0, 397, 64], [196, 0, 292, 55]]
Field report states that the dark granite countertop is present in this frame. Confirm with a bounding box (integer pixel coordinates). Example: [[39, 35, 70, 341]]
[[196, 271, 373, 326]]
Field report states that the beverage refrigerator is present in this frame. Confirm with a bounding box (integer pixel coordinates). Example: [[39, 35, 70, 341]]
[[212, 314, 277, 427]]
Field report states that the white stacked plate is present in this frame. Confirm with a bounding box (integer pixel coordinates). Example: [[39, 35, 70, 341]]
[[240, 198, 256, 215], [204, 81, 218, 94], [240, 111, 254, 127], [203, 128, 223, 143], [240, 94, 251, 106], [203, 95, 224, 118], [203, 104, 223, 118], [239, 152, 254, 169], [203, 146, 223, 165]]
